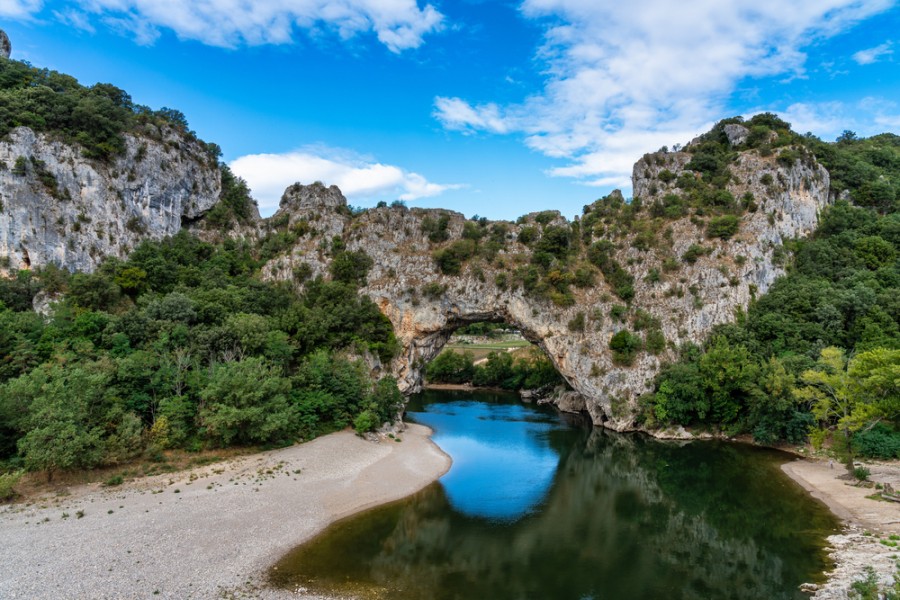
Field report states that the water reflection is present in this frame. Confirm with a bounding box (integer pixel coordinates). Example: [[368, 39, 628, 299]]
[[408, 396, 563, 521], [271, 390, 838, 600]]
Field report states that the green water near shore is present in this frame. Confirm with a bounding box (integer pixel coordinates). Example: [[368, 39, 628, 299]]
[[270, 390, 839, 600]]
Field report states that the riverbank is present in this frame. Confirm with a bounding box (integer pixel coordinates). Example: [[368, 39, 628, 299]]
[[0, 423, 450, 600], [781, 458, 900, 598]]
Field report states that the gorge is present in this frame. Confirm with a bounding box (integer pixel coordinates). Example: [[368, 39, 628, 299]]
[[1, 116, 831, 431]]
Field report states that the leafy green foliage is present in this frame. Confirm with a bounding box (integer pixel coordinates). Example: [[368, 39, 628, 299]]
[[0, 59, 206, 161], [329, 250, 373, 286], [425, 347, 561, 391], [0, 469, 23, 500], [852, 423, 900, 459], [203, 164, 258, 228], [425, 350, 476, 384], [0, 230, 403, 476], [706, 215, 740, 239], [805, 132, 900, 213], [198, 357, 295, 446], [433, 239, 477, 275], [422, 214, 451, 243], [587, 240, 635, 301], [609, 330, 642, 366]]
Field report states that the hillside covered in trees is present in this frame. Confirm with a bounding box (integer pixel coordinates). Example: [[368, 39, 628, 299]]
[[641, 126, 900, 460], [0, 231, 403, 484]]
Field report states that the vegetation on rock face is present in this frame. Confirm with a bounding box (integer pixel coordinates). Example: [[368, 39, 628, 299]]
[[0, 230, 402, 479], [0, 58, 214, 162], [642, 128, 900, 451]]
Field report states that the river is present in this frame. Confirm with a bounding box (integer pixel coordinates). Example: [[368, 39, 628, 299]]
[[270, 389, 839, 599]]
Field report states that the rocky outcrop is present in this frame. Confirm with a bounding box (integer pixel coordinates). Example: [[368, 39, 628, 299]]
[[0, 126, 221, 274], [0, 30, 10, 60], [0, 116, 831, 430], [261, 143, 830, 430]]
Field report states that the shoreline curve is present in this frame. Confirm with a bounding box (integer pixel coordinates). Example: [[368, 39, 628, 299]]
[[0, 422, 451, 600], [781, 458, 900, 598]]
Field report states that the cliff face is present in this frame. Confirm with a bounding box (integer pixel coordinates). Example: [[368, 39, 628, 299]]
[[260, 143, 830, 430], [0, 126, 220, 274], [0, 118, 831, 430]]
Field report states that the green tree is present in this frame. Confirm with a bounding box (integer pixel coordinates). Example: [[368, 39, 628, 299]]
[[10, 364, 112, 480], [426, 350, 475, 384], [198, 357, 296, 446]]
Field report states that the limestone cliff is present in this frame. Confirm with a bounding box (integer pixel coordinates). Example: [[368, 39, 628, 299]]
[[0, 116, 831, 431], [260, 139, 830, 431], [0, 126, 221, 274]]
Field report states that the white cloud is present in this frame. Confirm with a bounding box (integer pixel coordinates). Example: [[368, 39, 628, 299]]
[[435, 0, 896, 193], [230, 147, 463, 215], [780, 97, 900, 140], [0, 0, 42, 18], [80, 0, 443, 52], [852, 41, 893, 64], [4, 0, 442, 52]]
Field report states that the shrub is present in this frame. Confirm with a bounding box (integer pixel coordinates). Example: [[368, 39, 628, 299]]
[[104, 474, 124, 487], [573, 265, 596, 288], [776, 149, 800, 167], [518, 226, 538, 246], [0, 470, 24, 501], [567, 312, 586, 332], [645, 329, 666, 355], [610, 330, 642, 366], [852, 466, 871, 482], [852, 424, 900, 459], [610, 305, 627, 322], [658, 169, 676, 183], [534, 211, 556, 225], [706, 215, 740, 240], [12, 156, 27, 176], [421, 215, 450, 243], [682, 244, 706, 264], [422, 282, 447, 299], [329, 250, 373, 286], [433, 239, 477, 275], [353, 410, 379, 434]]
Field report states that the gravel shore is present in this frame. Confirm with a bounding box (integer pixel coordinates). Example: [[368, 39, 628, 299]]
[[0, 423, 450, 600], [782, 458, 900, 598]]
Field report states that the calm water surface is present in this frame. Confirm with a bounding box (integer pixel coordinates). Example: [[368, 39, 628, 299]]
[[270, 390, 839, 600]]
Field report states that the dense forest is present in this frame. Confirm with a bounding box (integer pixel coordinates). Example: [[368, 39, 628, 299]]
[[0, 229, 404, 482], [640, 125, 900, 461]]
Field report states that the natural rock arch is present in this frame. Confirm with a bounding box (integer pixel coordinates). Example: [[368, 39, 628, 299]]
[[261, 143, 830, 431]]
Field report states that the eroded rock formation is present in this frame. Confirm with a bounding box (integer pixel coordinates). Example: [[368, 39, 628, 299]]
[[0, 126, 221, 274], [261, 143, 830, 430], [0, 121, 830, 430], [0, 30, 10, 60]]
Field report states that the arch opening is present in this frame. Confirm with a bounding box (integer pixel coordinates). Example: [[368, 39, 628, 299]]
[[403, 317, 594, 421]]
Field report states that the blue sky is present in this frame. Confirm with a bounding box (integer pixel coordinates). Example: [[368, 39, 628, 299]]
[[2, 1, 899, 220]]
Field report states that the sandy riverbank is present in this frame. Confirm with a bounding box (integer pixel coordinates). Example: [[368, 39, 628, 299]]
[[781, 458, 900, 598], [0, 423, 450, 600]]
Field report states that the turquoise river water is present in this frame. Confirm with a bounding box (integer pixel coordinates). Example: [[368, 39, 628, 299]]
[[270, 389, 839, 600]]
